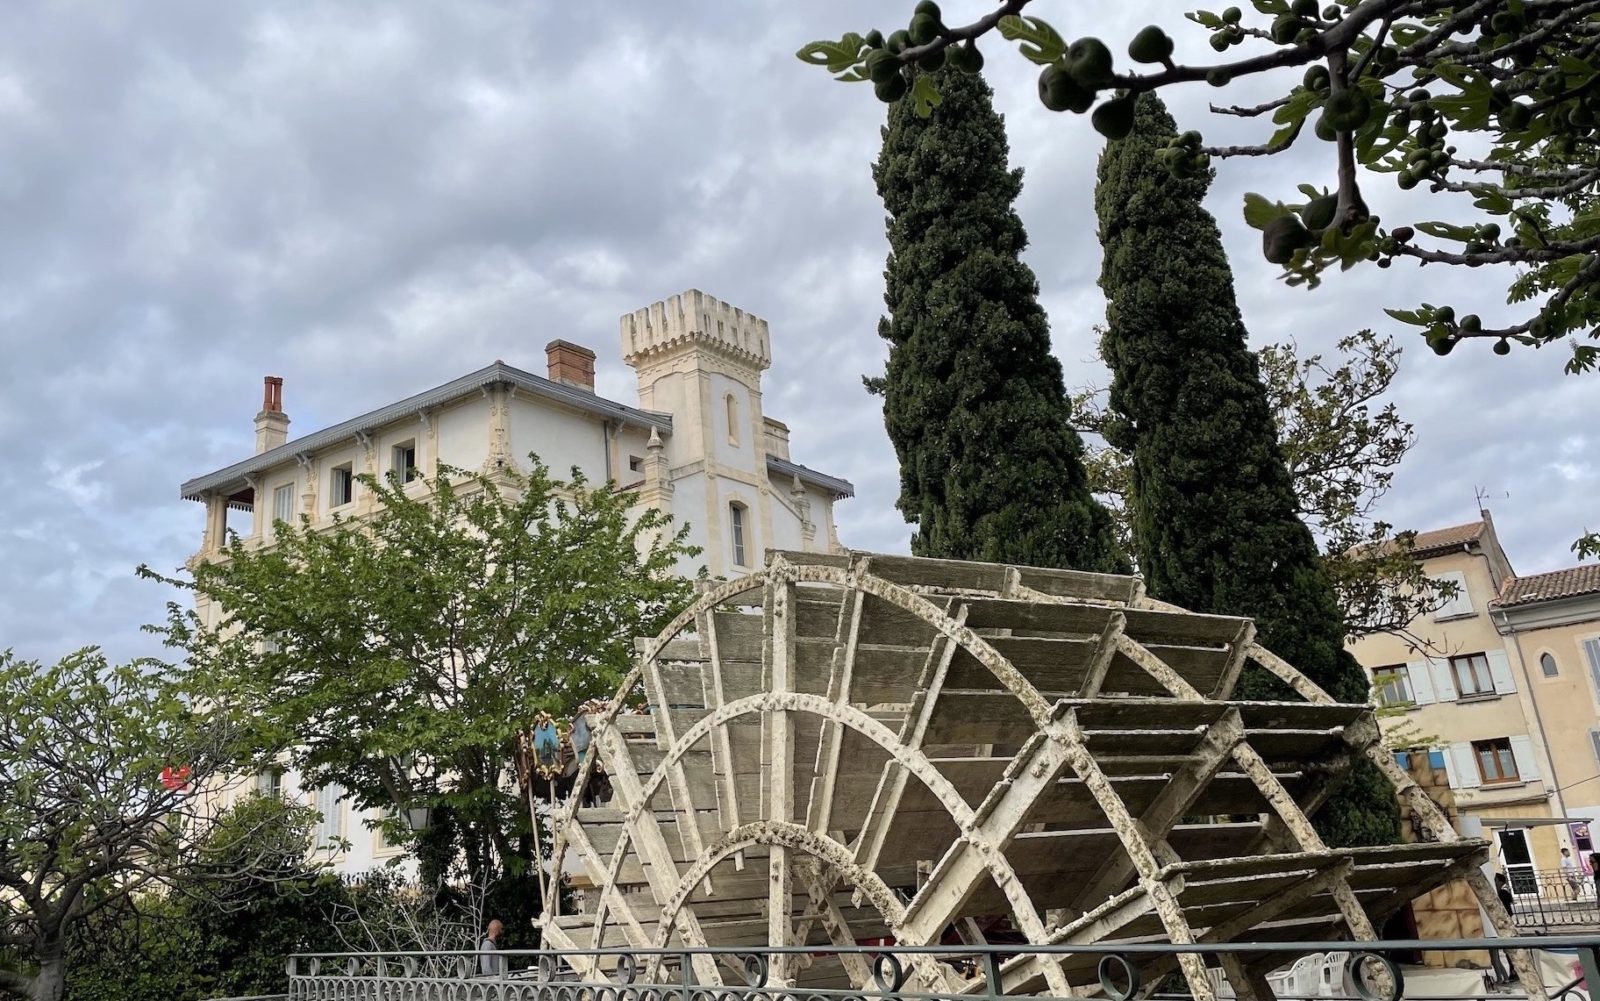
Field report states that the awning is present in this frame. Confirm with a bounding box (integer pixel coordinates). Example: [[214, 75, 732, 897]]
[[1474, 816, 1589, 828]]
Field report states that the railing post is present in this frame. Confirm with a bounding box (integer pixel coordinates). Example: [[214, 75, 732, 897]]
[[1578, 940, 1600, 1001], [680, 950, 695, 1001], [981, 946, 1003, 999]]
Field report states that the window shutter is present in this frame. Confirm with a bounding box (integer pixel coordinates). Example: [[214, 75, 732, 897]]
[[1509, 735, 1540, 782], [1407, 660, 1436, 705], [1433, 570, 1473, 618], [1429, 658, 1458, 702], [1589, 729, 1600, 766], [1487, 649, 1517, 695], [316, 785, 341, 841], [1449, 741, 1481, 788], [1585, 639, 1600, 699]]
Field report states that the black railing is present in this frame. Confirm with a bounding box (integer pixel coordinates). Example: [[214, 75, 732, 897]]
[[287, 936, 1600, 1001], [1509, 869, 1600, 929]]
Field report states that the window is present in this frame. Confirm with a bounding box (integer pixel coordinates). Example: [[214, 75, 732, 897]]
[[1432, 570, 1474, 619], [1472, 738, 1520, 784], [1541, 652, 1560, 678], [1585, 638, 1600, 698], [1450, 652, 1495, 698], [330, 463, 354, 507], [314, 784, 342, 843], [254, 769, 283, 798], [725, 393, 739, 446], [628, 455, 642, 473], [272, 483, 294, 524], [1372, 665, 1413, 707], [729, 502, 747, 568], [392, 441, 417, 482]]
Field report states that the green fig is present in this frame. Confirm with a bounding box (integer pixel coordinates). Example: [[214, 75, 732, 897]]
[[1263, 216, 1314, 264], [1435, 305, 1455, 323], [1210, 32, 1231, 52], [1293, 0, 1319, 17], [1493, 338, 1511, 355], [1314, 115, 1337, 141], [1429, 333, 1456, 356], [1391, 226, 1414, 243], [1092, 94, 1138, 139], [1460, 314, 1482, 332], [909, 13, 940, 45], [1321, 89, 1372, 131], [1303, 65, 1331, 92], [1300, 194, 1338, 231], [1067, 37, 1115, 88], [947, 40, 984, 74], [887, 29, 911, 53], [1499, 103, 1532, 130], [1223, 6, 1243, 22], [918, 46, 946, 71], [914, 0, 941, 17], [1038, 63, 1092, 113], [865, 29, 886, 49], [875, 73, 909, 103], [1208, 68, 1232, 86], [1128, 25, 1174, 64], [1271, 14, 1304, 43], [866, 48, 902, 84]]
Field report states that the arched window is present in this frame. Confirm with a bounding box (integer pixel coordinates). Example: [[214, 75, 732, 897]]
[[1541, 652, 1559, 678], [729, 502, 748, 568], [726, 393, 740, 446]]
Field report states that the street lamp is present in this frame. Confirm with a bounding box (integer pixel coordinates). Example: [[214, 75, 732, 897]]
[[403, 803, 434, 834]]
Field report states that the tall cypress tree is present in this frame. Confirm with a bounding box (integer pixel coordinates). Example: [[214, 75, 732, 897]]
[[872, 70, 1126, 574], [1095, 94, 1397, 847]]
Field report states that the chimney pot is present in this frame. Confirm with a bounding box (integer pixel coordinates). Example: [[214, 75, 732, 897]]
[[545, 340, 597, 392], [262, 376, 284, 414]]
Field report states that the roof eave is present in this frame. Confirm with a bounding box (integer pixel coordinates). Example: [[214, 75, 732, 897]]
[[180, 363, 672, 502]]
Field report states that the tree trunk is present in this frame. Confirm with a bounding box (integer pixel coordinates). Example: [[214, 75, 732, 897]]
[[30, 947, 66, 1001]]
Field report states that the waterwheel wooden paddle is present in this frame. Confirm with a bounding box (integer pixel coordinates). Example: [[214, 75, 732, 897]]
[[541, 550, 1538, 999]]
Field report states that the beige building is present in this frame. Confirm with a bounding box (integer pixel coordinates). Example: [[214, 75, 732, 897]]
[[1351, 511, 1600, 893], [178, 289, 853, 872]]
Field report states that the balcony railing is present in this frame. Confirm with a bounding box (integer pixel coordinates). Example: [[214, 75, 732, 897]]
[[1508, 869, 1600, 929], [286, 936, 1600, 1001]]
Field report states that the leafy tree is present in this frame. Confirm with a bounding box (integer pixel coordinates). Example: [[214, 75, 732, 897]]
[[1094, 92, 1397, 846], [800, 0, 1600, 371], [141, 458, 699, 912], [0, 649, 295, 1001], [1075, 328, 1457, 643], [871, 67, 1127, 573], [63, 797, 347, 1001]]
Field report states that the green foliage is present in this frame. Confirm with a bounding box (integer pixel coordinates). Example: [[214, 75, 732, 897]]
[[0, 648, 264, 1001], [63, 798, 346, 1001], [1094, 93, 1396, 846], [1074, 329, 1457, 644], [142, 458, 699, 898], [800, 2, 1600, 369], [870, 68, 1127, 573]]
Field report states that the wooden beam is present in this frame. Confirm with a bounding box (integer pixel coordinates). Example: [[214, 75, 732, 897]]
[[699, 600, 744, 861], [765, 580, 797, 983], [808, 586, 865, 835], [1074, 710, 1245, 908], [854, 604, 967, 871]]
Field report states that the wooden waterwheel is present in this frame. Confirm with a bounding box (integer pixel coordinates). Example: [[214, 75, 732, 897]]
[[541, 550, 1536, 999]]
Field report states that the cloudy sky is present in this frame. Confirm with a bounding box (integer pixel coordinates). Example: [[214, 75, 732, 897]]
[[2, 2, 1591, 664]]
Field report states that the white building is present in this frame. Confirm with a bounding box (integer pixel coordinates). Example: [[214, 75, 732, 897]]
[[179, 289, 853, 872]]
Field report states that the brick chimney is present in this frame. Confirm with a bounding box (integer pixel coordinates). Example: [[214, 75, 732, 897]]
[[254, 376, 290, 454], [545, 340, 596, 391]]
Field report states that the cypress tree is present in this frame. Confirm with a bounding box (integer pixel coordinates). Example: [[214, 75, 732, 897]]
[[872, 70, 1126, 574], [1094, 93, 1398, 847]]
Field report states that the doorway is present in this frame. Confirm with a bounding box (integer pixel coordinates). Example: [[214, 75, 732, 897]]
[[1500, 828, 1536, 893]]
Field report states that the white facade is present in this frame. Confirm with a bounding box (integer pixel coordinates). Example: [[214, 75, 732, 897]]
[[179, 289, 852, 872]]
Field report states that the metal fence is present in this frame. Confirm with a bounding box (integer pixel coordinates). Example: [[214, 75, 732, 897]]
[[287, 936, 1600, 1001], [1510, 870, 1600, 929]]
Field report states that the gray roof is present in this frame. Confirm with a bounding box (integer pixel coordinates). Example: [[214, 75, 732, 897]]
[[769, 456, 854, 499], [180, 362, 673, 501]]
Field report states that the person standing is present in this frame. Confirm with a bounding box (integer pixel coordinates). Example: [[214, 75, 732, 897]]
[[478, 918, 506, 978], [1562, 847, 1582, 899], [1488, 872, 1516, 986]]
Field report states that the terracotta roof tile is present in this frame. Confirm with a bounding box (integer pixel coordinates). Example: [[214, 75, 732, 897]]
[[1409, 519, 1485, 554], [1494, 564, 1600, 608]]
